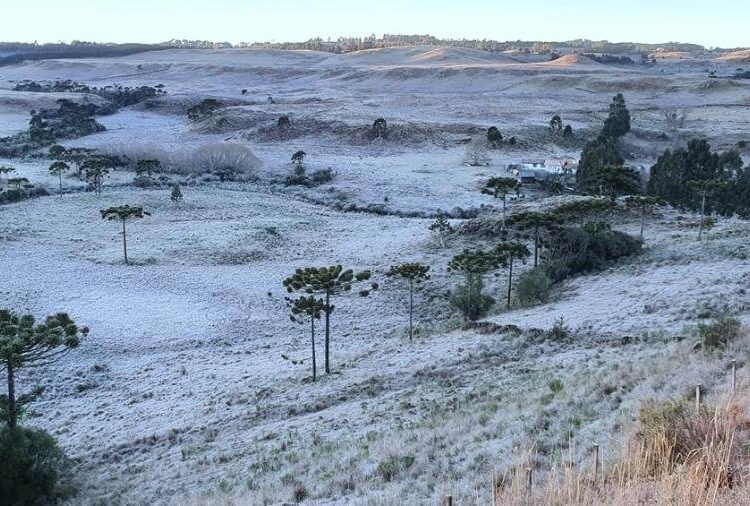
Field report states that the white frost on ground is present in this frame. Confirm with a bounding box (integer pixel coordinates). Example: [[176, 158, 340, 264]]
[[0, 47, 748, 504]]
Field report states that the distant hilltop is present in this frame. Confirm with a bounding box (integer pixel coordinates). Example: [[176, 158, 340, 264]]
[[0, 36, 746, 66]]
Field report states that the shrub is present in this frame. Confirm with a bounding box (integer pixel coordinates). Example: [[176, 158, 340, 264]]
[[0, 186, 49, 205], [450, 275, 495, 321], [284, 166, 336, 187], [0, 426, 74, 504], [376, 455, 415, 482], [132, 175, 156, 188], [310, 168, 335, 185], [698, 316, 742, 349], [182, 143, 260, 180], [547, 315, 571, 341], [291, 481, 308, 503], [513, 268, 551, 307], [544, 225, 641, 282], [548, 378, 564, 394]]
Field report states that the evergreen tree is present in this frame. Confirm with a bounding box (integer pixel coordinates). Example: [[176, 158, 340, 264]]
[[0, 166, 15, 186], [507, 211, 562, 267], [0, 310, 88, 428], [100, 205, 150, 264], [487, 126, 503, 149], [170, 184, 183, 204], [48, 161, 70, 195], [428, 214, 452, 247], [386, 263, 430, 341], [373, 118, 388, 140], [687, 180, 726, 241], [48, 144, 67, 160], [83, 156, 113, 195], [601, 93, 631, 138], [481, 177, 521, 229], [283, 266, 376, 374], [285, 295, 324, 381], [493, 241, 531, 308], [549, 115, 563, 133], [648, 139, 742, 215], [291, 150, 306, 167], [576, 137, 624, 194], [448, 249, 505, 321], [624, 196, 662, 240], [593, 165, 641, 201]]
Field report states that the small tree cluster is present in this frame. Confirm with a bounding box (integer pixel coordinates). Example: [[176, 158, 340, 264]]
[[283, 266, 377, 378], [386, 263, 430, 341]]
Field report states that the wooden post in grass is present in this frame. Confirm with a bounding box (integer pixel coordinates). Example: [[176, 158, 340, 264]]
[[695, 385, 701, 411], [445, 495, 452, 506], [732, 360, 737, 393], [526, 467, 533, 495], [593, 443, 600, 483]]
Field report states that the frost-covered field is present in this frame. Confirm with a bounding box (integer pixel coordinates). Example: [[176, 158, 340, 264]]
[[0, 47, 749, 504]]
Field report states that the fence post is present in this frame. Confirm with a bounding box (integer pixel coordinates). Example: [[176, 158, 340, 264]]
[[695, 384, 701, 411], [732, 360, 737, 393], [446, 495, 452, 506], [593, 443, 600, 483], [526, 467, 533, 495]]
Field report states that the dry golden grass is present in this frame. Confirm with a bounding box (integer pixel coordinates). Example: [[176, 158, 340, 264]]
[[491, 394, 750, 506]]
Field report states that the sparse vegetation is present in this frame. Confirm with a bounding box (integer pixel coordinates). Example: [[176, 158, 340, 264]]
[[100, 205, 151, 264], [386, 263, 430, 340], [283, 266, 376, 374]]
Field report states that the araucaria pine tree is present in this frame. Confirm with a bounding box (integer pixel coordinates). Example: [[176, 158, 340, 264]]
[[507, 211, 562, 267], [448, 249, 505, 321], [493, 241, 531, 308], [291, 150, 306, 168], [688, 180, 726, 241], [0, 166, 15, 186], [100, 205, 150, 264], [286, 295, 325, 381], [624, 196, 662, 240], [83, 155, 113, 195], [48, 161, 70, 195], [283, 265, 377, 374], [482, 177, 521, 229], [386, 263, 430, 341], [429, 214, 452, 247], [0, 310, 88, 428]]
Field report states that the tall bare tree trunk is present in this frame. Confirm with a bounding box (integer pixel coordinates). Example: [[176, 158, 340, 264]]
[[408, 279, 414, 341], [122, 219, 129, 264], [502, 194, 507, 229], [6, 362, 16, 429], [310, 317, 316, 382], [506, 256, 514, 308], [698, 194, 706, 241], [324, 291, 330, 374]]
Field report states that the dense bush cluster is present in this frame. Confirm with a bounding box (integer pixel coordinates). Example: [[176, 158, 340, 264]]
[[513, 268, 552, 306], [648, 138, 750, 218], [0, 100, 107, 157], [544, 222, 642, 282], [0, 185, 49, 205], [13, 80, 166, 107], [0, 426, 75, 504]]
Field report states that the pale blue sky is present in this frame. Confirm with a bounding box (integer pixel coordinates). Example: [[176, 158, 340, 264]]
[[3, 0, 748, 48]]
